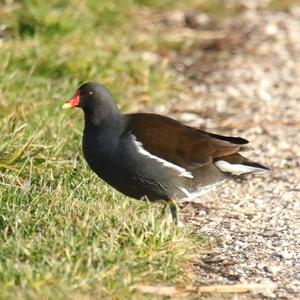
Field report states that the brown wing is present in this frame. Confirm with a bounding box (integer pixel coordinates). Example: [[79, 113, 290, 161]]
[[125, 113, 248, 169]]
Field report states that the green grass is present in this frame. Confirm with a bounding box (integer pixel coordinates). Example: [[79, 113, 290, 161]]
[[269, 0, 300, 10], [0, 0, 202, 298]]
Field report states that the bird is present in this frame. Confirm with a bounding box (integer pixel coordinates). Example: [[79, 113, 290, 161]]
[[62, 82, 269, 224]]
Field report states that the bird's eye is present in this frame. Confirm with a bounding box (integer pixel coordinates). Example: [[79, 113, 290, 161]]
[[81, 91, 93, 96]]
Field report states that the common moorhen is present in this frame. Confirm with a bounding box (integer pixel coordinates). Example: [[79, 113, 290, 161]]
[[63, 82, 269, 224]]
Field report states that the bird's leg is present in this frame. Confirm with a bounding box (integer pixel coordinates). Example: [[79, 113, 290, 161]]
[[167, 198, 178, 225], [160, 203, 167, 217]]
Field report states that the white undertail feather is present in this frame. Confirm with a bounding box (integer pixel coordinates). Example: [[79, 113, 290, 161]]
[[215, 160, 266, 175], [131, 135, 193, 178], [179, 160, 267, 202]]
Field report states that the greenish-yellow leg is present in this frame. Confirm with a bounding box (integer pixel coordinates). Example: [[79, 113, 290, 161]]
[[168, 199, 178, 225], [161, 203, 167, 217]]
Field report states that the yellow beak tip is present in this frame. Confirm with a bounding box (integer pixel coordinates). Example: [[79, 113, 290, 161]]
[[62, 103, 72, 109]]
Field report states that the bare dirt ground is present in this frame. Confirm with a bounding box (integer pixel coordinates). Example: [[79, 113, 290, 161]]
[[144, 3, 300, 299]]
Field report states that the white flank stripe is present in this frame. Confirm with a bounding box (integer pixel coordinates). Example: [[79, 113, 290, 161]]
[[215, 160, 265, 175], [131, 135, 193, 178], [179, 181, 225, 202], [179, 187, 193, 198]]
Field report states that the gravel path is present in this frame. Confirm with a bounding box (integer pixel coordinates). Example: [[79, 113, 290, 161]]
[[147, 4, 300, 299]]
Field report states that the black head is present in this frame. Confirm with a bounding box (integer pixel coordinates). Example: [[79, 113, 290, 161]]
[[63, 82, 121, 125]]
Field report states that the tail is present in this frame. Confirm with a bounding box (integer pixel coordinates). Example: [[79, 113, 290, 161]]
[[214, 153, 270, 176], [176, 154, 269, 202]]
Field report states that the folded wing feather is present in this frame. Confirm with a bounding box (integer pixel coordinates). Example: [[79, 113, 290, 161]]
[[125, 113, 248, 170]]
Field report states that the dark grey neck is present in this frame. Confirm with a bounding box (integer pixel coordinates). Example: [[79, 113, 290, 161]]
[[82, 111, 125, 172], [83, 109, 124, 136]]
